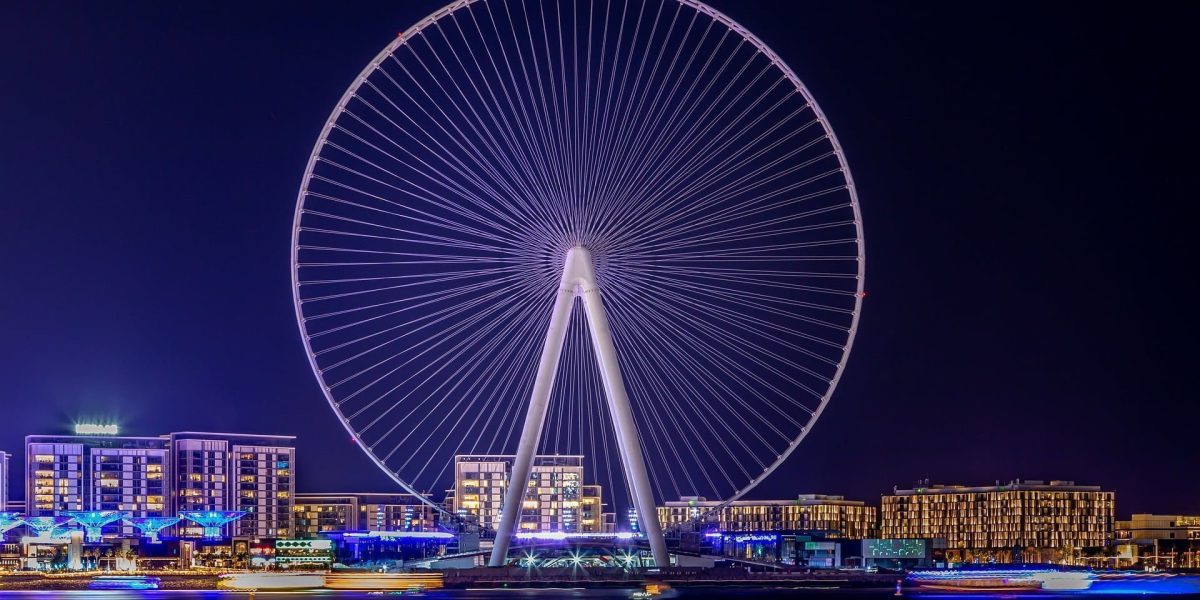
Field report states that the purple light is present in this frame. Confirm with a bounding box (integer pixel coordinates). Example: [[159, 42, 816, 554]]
[[514, 531, 639, 541]]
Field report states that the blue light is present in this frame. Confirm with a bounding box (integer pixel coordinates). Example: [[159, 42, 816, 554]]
[[180, 510, 248, 540], [89, 576, 161, 590], [63, 510, 128, 543]]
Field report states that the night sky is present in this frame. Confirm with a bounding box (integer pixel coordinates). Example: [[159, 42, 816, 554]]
[[2, 2, 1196, 516]]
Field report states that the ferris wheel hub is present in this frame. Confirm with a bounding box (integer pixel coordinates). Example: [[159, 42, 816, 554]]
[[562, 246, 598, 294]]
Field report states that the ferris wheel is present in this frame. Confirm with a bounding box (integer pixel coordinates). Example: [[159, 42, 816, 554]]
[[292, 0, 864, 566]]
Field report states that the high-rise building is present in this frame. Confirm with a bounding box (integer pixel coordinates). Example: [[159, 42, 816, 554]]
[[453, 455, 608, 534], [880, 479, 1115, 563], [293, 493, 439, 538], [22, 430, 295, 541], [658, 494, 877, 538], [25, 435, 170, 537], [169, 432, 296, 539]]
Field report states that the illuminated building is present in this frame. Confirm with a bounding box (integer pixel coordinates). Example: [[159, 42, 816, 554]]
[[25, 434, 169, 538], [658, 494, 877, 539], [293, 493, 439, 538], [580, 485, 615, 533], [1115, 514, 1200, 569], [880, 479, 1114, 563], [169, 432, 295, 539], [453, 455, 609, 534], [21, 429, 295, 541]]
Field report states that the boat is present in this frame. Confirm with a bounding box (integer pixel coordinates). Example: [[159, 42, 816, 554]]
[[907, 568, 1092, 592], [88, 575, 162, 590]]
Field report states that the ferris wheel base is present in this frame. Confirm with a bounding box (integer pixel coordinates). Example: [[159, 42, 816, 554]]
[[488, 246, 669, 567]]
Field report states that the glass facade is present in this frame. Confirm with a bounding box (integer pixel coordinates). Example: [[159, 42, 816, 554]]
[[24, 436, 170, 539], [880, 479, 1115, 562], [453, 455, 610, 534], [658, 494, 877, 539], [292, 493, 439, 538], [168, 433, 296, 539], [19, 431, 297, 542]]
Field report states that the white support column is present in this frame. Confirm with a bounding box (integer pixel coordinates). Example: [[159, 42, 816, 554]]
[[488, 276, 575, 566], [489, 246, 669, 568], [576, 272, 670, 565]]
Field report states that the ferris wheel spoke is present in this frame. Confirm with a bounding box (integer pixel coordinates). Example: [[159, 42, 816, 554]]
[[319, 123, 535, 241], [460, 6, 570, 220], [307, 274, 543, 370], [632, 199, 853, 254], [610, 280, 833, 409], [596, 60, 782, 240], [319, 283, 544, 400], [345, 281, 550, 432], [605, 293, 769, 468], [607, 314, 751, 494], [316, 142, 544, 249], [609, 143, 838, 249], [589, 0, 679, 209], [301, 207, 516, 255], [294, 0, 865, 525], [428, 20, 567, 230], [301, 269, 530, 327], [622, 274, 848, 374], [326, 117, 548, 247], [392, 42, 552, 217], [608, 287, 804, 442], [299, 263, 524, 287], [357, 70, 542, 223], [381, 289, 547, 468], [489, 0, 573, 209]]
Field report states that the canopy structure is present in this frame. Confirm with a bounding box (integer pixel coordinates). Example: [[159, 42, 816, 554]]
[[63, 511, 129, 543], [124, 516, 182, 543], [179, 511, 247, 540]]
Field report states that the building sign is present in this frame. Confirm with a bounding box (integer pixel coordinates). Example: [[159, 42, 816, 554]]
[[863, 538, 926, 559], [74, 423, 119, 435], [276, 539, 332, 550]]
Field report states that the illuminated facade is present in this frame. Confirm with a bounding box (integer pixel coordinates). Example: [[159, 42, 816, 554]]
[[880, 479, 1114, 562], [293, 492, 439, 538], [453, 455, 608, 534], [25, 435, 169, 538], [658, 494, 877, 538], [1115, 514, 1200, 569], [20, 430, 295, 541], [169, 432, 296, 539]]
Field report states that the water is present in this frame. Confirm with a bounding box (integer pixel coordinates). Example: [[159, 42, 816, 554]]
[[3, 589, 1200, 600]]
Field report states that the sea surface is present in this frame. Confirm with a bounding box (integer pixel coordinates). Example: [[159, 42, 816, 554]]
[[3, 589, 1200, 599]]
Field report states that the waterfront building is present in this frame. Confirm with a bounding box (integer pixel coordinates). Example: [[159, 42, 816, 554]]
[[452, 455, 610, 534], [21, 429, 295, 541], [169, 432, 296, 539], [25, 434, 169, 537], [580, 485, 615, 533], [1115, 514, 1200, 569], [658, 494, 877, 539], [880, 479, 1114, 563], [293, 492, 439, 538]]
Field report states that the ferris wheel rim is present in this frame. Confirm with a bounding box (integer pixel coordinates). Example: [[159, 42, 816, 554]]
[[290, 0, 866, 518]]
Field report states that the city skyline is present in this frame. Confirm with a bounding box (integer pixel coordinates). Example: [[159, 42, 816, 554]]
[[1, 0, 1196, 522]]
